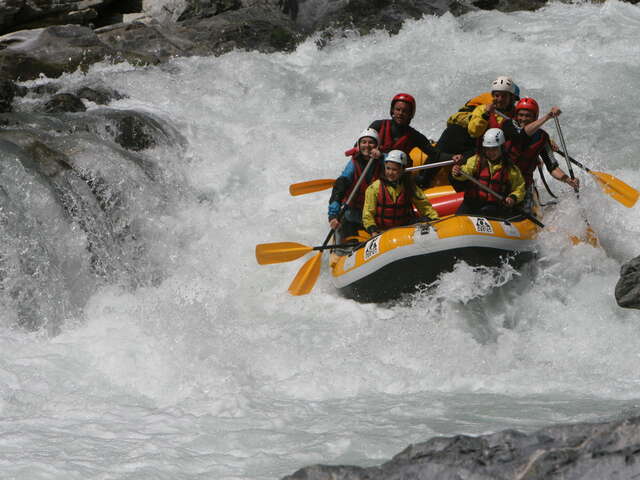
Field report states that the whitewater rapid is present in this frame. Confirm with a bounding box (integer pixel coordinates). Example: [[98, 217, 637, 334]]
[[2, 1, 640, 478]]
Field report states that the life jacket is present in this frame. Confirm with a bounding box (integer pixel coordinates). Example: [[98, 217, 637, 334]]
[[446, 92, 495, 128], [344, 155, 382, 210], [505, 130, 548, 187], [374, 180, 415, 229], [465, 156, 511, 204], [377, 119, 417, 154]]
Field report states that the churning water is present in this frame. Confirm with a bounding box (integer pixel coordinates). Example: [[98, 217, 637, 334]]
[[2, 1, 640, 478]]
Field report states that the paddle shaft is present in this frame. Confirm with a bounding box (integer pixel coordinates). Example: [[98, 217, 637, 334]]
[[325, 155, 377, 246], [553, 117, 576, 180], [405, 159, 455, 172], [458, 171, 545, 228], [554, 150, 591, 172]]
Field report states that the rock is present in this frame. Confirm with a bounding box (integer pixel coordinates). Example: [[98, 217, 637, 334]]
[[0, 79, 17, 112], [282, 416, 640, 479], [112, 114, 155, 151], [0, 0, 119, 34], [0, 24, 158, 82], [75, 85, 126, 105], [23, 141, 73, 177], [44, 93, 87, 113], [615, 255, 640, 309]]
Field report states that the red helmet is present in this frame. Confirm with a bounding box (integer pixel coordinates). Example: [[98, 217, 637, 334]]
[[515, 97, 539, 119], [390, 93, 416, 118]]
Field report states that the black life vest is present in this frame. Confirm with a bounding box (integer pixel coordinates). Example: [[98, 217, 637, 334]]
[[374, 180, 415, 230], [377, 120, 417, 154], [465, 156, 511, 204]]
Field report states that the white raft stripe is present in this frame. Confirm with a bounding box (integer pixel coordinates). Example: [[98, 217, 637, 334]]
[[331, 228, 536, 289]]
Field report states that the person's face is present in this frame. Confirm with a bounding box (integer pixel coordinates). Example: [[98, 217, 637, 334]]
[[516, 109, 536, 126], [391, 101, 412, 125], [484, 146, 502, 161], [358, 137, 377, 157], [384, 161, 403, 182], [491, 91, 512, 110]]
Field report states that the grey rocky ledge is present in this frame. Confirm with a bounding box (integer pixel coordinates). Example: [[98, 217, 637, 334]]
[[615, 255, 640, 309], [283, 415, 640, 480], [0, 0, 569, 82]]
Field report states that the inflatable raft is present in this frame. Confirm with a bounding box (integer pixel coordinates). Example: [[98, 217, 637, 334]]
[[329, 185, 542, 302]]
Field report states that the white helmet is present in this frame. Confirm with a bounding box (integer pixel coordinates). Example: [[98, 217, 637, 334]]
[[357, 128, 379, 145], [482, 128, 506, 147], [491, 76, 515, 94], [384, 150, 407, 167]]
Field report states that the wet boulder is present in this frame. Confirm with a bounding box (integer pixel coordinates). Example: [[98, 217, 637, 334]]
[[0, 79, 17, 112], [0, 24, 156, 81], [283, 416, 640, 480], [615, 255, 640, 309], [75, 85, 126, 105], [44, 93, 87, 113]]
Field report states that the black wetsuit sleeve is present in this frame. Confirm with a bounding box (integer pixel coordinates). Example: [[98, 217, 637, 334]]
[[540, 142, 559, 172], [369, 119, 384, 130], [502, 119, 522, 142], [413, 130, 453, 163]]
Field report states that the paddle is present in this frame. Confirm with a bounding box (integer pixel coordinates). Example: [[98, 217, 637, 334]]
[[457, 171, 545, 228], [553, 117, 599, 246], [554, 150, 638, 208], [289, 179, 335, 196], [256, 241, 363, 265], [287, 155, 377, 295], [288, 159, 454, 196]]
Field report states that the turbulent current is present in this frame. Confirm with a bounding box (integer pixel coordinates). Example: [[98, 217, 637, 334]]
[[2, 1, 640, 478]]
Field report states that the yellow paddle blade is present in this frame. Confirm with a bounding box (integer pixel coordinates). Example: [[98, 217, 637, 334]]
[[288, 252, 322, 296], [591, 171, 639, 208], [289, 179, 335, 196], [255, 242, 312, 265]]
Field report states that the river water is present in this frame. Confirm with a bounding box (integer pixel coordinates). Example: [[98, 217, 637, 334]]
[[2, 1, 640, 478]]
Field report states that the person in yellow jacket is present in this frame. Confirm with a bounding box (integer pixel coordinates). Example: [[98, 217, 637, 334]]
[[362, 150, 439, 236], [451, 128, 525, 219], [438, 76, 520, 157]]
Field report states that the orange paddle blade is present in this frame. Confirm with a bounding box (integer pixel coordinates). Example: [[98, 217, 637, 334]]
[[591, 171, 638, 208], [255, 242, 312, 265], [289, 179, 335, 196], [288, 252, 322, 296]]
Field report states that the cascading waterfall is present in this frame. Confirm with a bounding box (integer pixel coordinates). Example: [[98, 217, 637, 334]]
[[1, 2, 640, 479]]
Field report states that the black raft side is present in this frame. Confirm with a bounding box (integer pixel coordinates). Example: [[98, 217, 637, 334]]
[[336, 247, 536, 303]]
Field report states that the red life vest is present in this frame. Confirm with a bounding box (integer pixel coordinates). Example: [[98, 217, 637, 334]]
[[377, 119, 417, 154], [465, 157, 511, 204], [374, 181, 415, 230], [506, 130, 549, 187], [344, 155, 381, 210]]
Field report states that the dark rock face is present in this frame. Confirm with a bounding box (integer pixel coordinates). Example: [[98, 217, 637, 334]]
[[0, 79, 16, 112], [0, 24, 159, 81], [283, 416, 640, 480], [615, 255, 640, 309], [0, 0, 122, 34], [75, 85, 126, 105], [44, 93, 87, 113]]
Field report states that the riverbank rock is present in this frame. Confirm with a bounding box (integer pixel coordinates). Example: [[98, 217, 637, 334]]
[[283, 415, 640, 480], [0, 0, 599, 83], [615, 255, 640, 309], [0, 24, 157, 81]]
